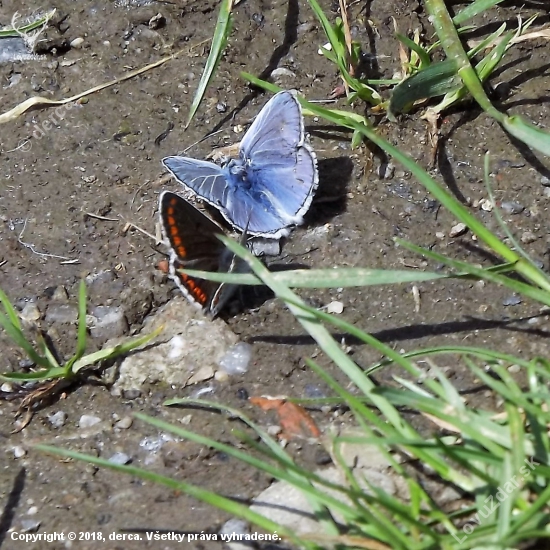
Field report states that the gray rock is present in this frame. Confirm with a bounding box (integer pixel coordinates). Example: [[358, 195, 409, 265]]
[[45, 304, 78, 324], [108, 452, 131, 465], [79, 414, 102, 429], [503, 294, 522, 307], [48, 411, 67, 428], [20, 519, 41, 533], [13, 446, 26, 458], [85, 270, 116, 287], [217, 343, 253, 375], [220, 519, 253, 550], [501, 201, 524, 214], [114, 416, 133, 429], [113, 296, 239, 390], [270, 67, 296, 81], [89, 306, 128, 339], [20, 303, 41, 323]]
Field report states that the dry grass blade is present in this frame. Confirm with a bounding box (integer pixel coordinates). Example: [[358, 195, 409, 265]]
[[0, 52, 182, 124]]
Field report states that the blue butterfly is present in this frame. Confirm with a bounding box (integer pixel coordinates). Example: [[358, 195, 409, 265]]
[[162, 90, 318, 239]]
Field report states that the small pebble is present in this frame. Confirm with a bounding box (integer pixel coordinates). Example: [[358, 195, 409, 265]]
[[502, 294, 522, 307], [214, 370, 229, 382], [216, 102, 227, 113], [108, 452, 131, 465], [48, 411, 67, 428], [236, 387, 249, 400], [179, 414, 192, 425], [270, 67, 296, 80], [326, 300, 344, 314], [304, 384, 327, 399], [378, 162, 395, 180], [297, 21, 315, 34], [217, 342, 252, 375], [267, 425, 282, 437], [220, 518, 249, 539], [435, 231, 445, 240], [314, 448, 332, 465], [20, 303, 41, 323], [122, 389, 141, 400], [540, 175, 550, 186], [1, 383, 14, 392], [139, 433, 174, 453], [521, 231, 537, 244], [27, 506, 38, 515], [51, 285, 69, 301], [148, 13, 165, 29], [479, 198, 493, 212], [449, 223, 467, 238], [187, 365, 214, 384], [70, 37, 84, 48], [507, 364, 521, 374], [79, 414, 101, 429], [114, 416, 133, 430], [13, 446, 26, 458], [318, 42, 332, 55], [251, 13, 264, 26], [501, 201, 524, 214], [20, 519, 40, 533], [191, 385, 215, 398]]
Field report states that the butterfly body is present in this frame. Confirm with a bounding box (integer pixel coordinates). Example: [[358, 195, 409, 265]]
[[163, 91, 318, 239]]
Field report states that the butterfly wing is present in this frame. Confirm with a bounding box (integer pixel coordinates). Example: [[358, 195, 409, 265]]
[[162, 157, 229, 209], [160, 191, 233, 314], [239, 91, 318, 232]]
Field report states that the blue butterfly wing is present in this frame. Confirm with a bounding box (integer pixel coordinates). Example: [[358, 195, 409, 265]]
[[162, 156, 229, 207], [239, 91, 318, 231], [241, 91, 304, 161]]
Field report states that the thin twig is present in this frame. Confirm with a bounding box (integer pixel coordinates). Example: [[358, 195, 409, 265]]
[[17, 219, 77, 262], [84, 212, 119, 222], [123, 222, 162, 245]]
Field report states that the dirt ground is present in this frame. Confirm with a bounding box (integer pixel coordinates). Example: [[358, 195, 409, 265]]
[[1, 0, 550, 548]]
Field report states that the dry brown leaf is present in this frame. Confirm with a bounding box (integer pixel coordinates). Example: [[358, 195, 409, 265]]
[[250, 396, 321, 439]]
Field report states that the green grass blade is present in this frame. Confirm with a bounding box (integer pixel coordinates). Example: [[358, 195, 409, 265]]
[[64, 280, 89, 373], [0, 9, 56, 38], [0, 287, 23, 330], [71, 325, 163, 373], [395, 33, 431, 69], [0, 311, 51, 369], [453, 0, 508, 26], [186, 0, 233, 127], [389, 59, 461, 118], [34, 444, 308, 547], [502, 115, 550, 157], [395, 238, 550, 307], [179, 266, 448, 287]]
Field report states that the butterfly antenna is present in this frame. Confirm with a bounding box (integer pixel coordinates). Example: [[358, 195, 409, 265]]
[[182, 128, 226, 154]]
